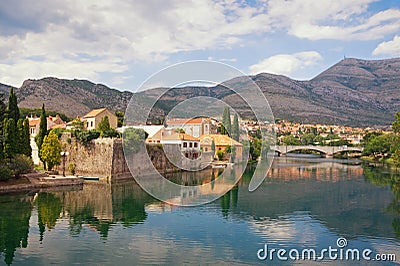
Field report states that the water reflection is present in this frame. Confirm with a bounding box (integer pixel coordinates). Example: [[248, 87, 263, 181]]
[[363, 165, 400, 238], [0, 195, 32, 265], [0, 158, 399, 265]]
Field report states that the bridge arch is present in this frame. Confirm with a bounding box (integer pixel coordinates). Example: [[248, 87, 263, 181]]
[[272, 145, 364, 158]]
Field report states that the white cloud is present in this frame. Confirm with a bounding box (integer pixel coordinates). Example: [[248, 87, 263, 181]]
[[372, 35, 400, 56], [1, 0, 399, 88], [267, 0, 400, 40], [0, 0, 273, 87], [248, 51, 322, 77]]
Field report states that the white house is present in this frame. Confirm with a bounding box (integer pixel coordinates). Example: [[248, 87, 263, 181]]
[[160, 132, 201, 159], [166, 118, 212, 138]]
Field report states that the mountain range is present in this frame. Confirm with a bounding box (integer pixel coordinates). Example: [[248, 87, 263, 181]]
[[1, 57, 399, 127]]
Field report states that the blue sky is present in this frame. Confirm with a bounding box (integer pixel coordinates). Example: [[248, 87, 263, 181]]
[[0, 0, 399, 92]]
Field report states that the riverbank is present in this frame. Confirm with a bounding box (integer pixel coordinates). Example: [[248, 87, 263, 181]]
[[0, 171, 84, 194]]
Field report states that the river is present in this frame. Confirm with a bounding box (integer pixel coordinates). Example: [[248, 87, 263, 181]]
[[0, 157, 399, 265]]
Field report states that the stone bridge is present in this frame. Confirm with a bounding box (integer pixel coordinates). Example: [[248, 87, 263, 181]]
[[272, 145, 363, 158]]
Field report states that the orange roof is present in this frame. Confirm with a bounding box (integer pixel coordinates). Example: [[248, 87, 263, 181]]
[[51, 123, 67, 129], [167, 118, 205, 125], [162, 133, 199, 141], [29, 119, 40, 126], [83, 108, 108, 118], [199, 134, 242, 147]]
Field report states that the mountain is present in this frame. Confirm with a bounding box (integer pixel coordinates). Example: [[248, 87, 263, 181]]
[[0, 57, 399, 126], [139, 58, 400, 127], [2, 78, 134, 118]]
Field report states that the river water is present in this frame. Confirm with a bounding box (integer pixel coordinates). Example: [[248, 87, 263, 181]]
[[0, 157, 399, 265]]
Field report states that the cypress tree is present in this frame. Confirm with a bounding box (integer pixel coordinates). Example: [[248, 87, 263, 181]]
[[16, 118, 24, 154], [23, 118, 32, 157], [18, 118, 31, 157], [7, 88, 19, 125], [232, 113, 239, 141], [0, 94, 6, 160], [35, 104, 48, 166], [3, 118, 16, 159], [221, 107, 231, 136]]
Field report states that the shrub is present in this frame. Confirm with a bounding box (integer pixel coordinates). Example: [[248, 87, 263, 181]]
[[74, 130, 100, 145], [10, 154, 34, 177], [102, 128, 120, 138], [51, 128, 65, 139], [0, 165, 12, 181], [216, 150, 224, 161], [68, 163, 76, 175]]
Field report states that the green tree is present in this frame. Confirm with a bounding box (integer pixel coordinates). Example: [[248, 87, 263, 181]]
[[40, 131, 62, 171], [115, 111, 124, 127], [301, 133, 315, 145], [97, 116, 111, 136], [216, 150, 224, 160], [211, 139, 216, 153], [3, 118, 16, 159], [363, 134, 392, 159], [21, 119, 32, 157], [392, 149, 400, 168], [7, 88, 19, 126], [221, 107, 231, 135], [249, 137, 262, 160], [122, 128, 147, 154], [70, 118, 85, 130], [16, 119, 24, 154], [393, 112, 400, 134], [35, 104, 47, 158], [0, 93, 6, 160], [232, 113, 239, 141], [282, 135, 301, 145]]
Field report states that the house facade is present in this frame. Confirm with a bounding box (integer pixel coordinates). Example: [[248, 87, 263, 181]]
[[166, 118, 212, 138], [83, 108, 118, 130], [199, 134, 243, 161], [28, 114, 66, 137], [160, 132, 201, 159]]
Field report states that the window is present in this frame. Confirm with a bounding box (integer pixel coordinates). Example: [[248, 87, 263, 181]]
[[183, 142, 187, 148], [205, 147, 208, 151], [189, 142, 193, 148], [91, 121, 94, 127], [194, 142, 198, 148]]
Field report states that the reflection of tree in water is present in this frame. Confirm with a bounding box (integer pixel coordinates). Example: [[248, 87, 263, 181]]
[[68, 205, 112, 239], [220, 167, 240, 217], [0, 194, 33, 265], [363, 165, 400, 238], [65, 182, 156, 239], [36, 193, 63, 242], [111, 182, 155, 227]]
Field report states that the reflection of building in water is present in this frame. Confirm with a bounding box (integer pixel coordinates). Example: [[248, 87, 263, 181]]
[[47, 181, 154, 237], [267, 167, 364, 182], [267, 160, 364, 182], [162, 165, 244, 206], [60, 182, 113, 221]]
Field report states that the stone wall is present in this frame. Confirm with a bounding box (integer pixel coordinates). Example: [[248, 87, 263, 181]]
[[58, 133, 214, 179], [58, 133, 123, 178]]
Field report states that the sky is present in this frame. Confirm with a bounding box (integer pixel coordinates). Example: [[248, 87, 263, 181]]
[[0, 0, 399, 92]]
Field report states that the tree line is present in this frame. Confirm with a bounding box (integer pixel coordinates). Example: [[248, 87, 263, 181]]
[[362, 112, 400, 167], [0, 89, 33, 179]]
